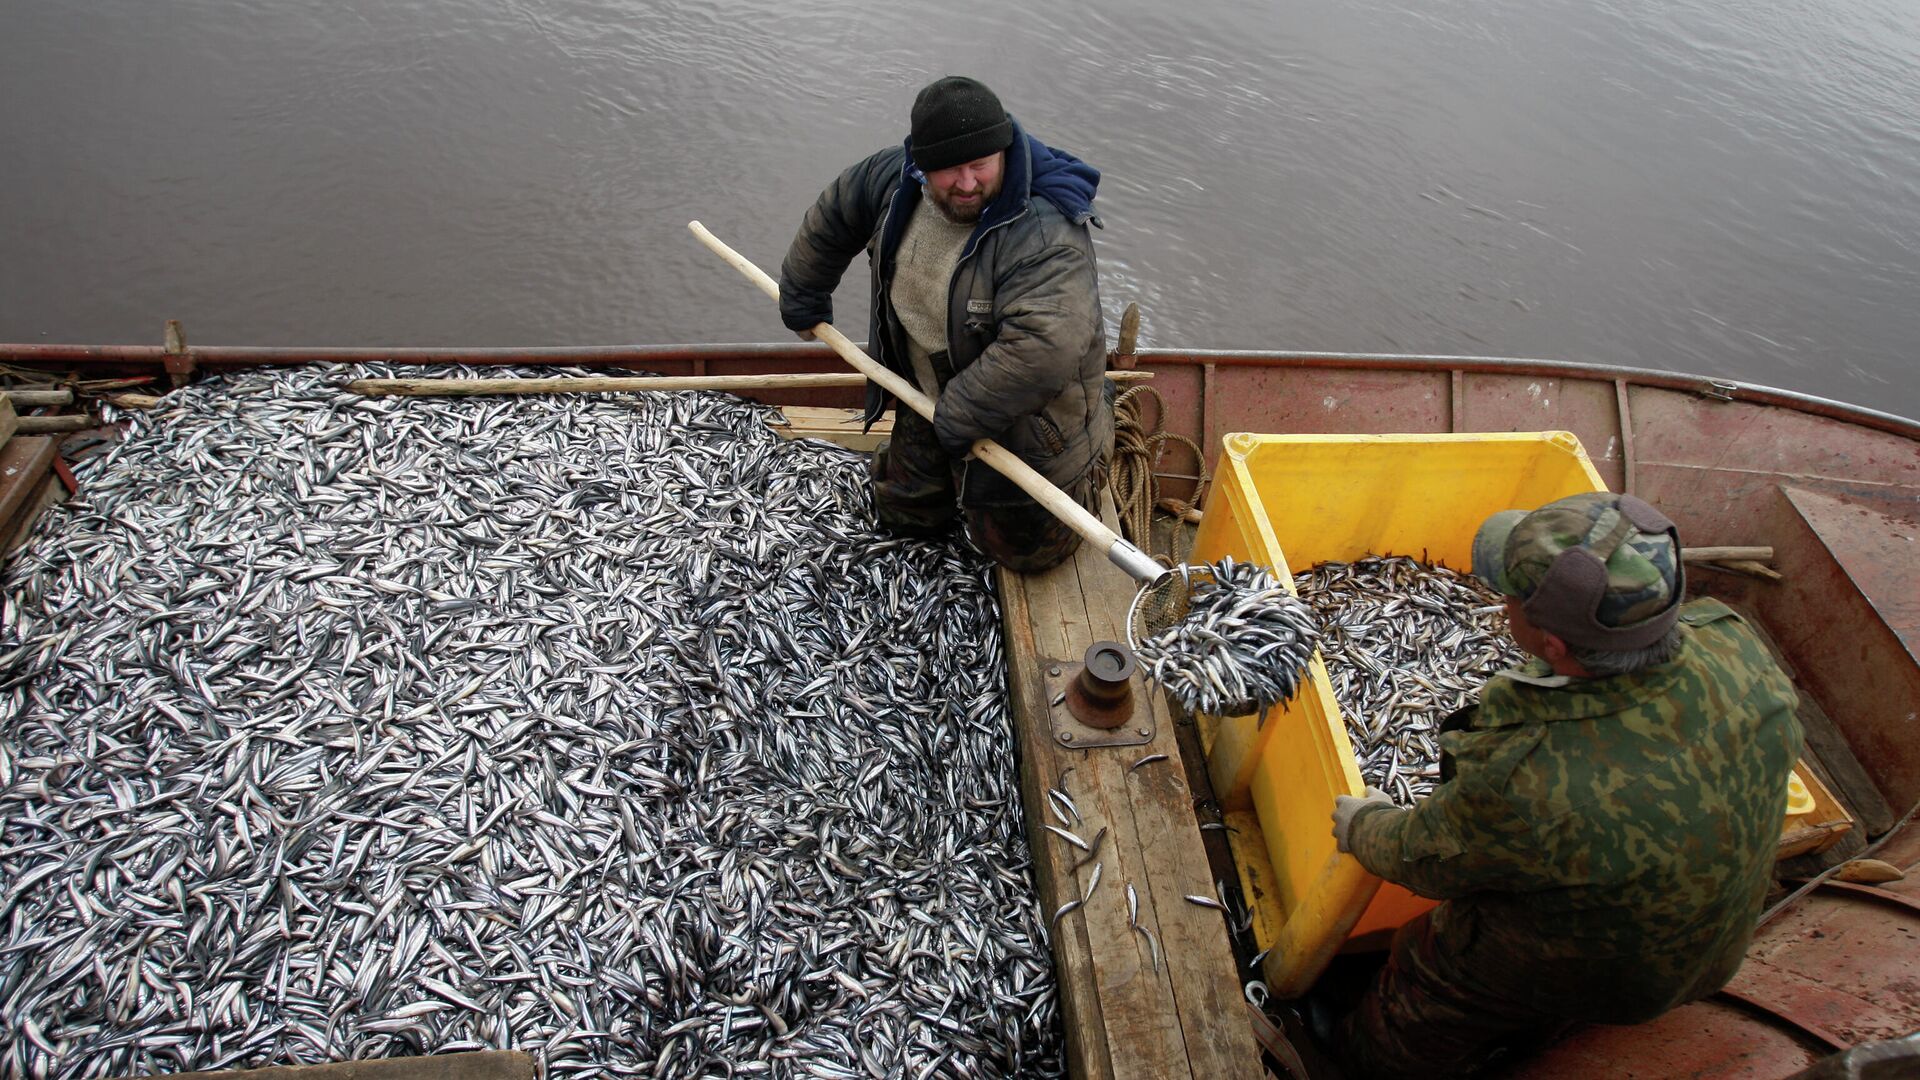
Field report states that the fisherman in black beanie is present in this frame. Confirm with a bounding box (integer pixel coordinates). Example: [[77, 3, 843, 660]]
[[778, 76, 1111, 573]]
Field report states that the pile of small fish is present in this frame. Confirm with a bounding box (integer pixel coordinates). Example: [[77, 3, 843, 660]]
[[0, 366, 1063, 1079], [1133, 558, 1322, 718], [1293, 556, 1524, 805]]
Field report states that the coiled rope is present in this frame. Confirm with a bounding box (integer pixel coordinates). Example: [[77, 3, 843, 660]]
[[1110, 385, 1211, 561]]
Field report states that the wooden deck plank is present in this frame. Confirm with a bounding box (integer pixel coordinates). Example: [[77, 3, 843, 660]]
[[1, 471, 68, 556], [1025, 544, 1186, 1079], [1067, 550, 1262, 1080], [0, 436, 59, 530], [771, 407, 893, 451], [1055, 560, 1193, 1079], [1001, 563, 1116, 1080], [998, 497, 1265, 1080], [117, 1049, 536, 1080]]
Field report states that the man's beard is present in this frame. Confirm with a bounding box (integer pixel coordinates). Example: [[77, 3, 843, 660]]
[[928, 185, 991, 225]]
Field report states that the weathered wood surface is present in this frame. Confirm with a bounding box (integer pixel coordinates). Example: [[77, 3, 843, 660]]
[[1683, 545, 1774, 563], [14, 414, 96, 434], [0, 397, 15, 451], [0, 436, 58, 531], [106, 392, 168, 410], [350, 372, 875, 396], [771, 406, 894, 451], [0, 389, 75, 407], [0, 470, 68, 556], [999, 497, 1264, 1080], [350, 368, 1149, 398]]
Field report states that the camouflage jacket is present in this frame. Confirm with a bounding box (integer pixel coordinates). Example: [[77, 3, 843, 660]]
[[1347, 599, 1803, 1023]]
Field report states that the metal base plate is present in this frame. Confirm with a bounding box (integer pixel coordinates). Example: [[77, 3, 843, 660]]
[[1044, 657, 1155, 749]]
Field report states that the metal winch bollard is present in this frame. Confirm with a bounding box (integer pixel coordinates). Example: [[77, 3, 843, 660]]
[[1044, 640, 1153, 748], [1067, 641, 1136, 729]]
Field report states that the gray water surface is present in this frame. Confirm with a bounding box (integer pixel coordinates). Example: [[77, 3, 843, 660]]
[[4, 0, 1917, 418]]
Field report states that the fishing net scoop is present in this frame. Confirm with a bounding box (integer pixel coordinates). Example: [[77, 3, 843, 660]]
[[1128, 557, 1322, 718]]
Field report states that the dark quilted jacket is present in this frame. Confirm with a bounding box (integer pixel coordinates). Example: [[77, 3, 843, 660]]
[[777, 119, 1112, 504]]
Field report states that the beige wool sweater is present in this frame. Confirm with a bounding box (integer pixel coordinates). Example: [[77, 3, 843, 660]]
[[888, 195, 974, 397]]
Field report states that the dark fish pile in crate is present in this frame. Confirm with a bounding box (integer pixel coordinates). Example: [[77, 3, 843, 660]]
[[1292, 556, 1523, 806], [0, 367, 1060, 1079]]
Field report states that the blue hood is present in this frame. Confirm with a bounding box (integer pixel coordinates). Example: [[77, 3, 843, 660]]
[[1025, 135, 1101, 227]]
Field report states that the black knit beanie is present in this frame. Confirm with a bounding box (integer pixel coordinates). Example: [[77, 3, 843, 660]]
[[910, 76, 1014, 172]]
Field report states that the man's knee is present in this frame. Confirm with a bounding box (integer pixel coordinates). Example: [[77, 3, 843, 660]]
[[1334, 914, 1568, 1079], [964, 466, 1104, 572], [869, 439, 959, 535], [964, 504, 1084, 572], [980, 528, 1083, 572], [874, 499, 958, 537]]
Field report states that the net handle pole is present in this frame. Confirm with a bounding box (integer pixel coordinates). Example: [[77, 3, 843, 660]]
[[689, 220, 1167, 585]]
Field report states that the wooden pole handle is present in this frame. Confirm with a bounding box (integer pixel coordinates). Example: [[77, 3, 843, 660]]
[[349, 373, 874, 397], [345, 371, 1151, 398], [688, 221, 1165, 584], [1681, 546, 1773, 563]]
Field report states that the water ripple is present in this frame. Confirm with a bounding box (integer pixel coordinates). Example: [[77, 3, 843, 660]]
[[0, 0, 1915, 417]]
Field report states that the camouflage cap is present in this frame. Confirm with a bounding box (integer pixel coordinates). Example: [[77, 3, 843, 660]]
[[1471, 492, 1685, 651]]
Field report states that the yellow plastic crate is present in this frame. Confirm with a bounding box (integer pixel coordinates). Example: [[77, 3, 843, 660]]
[[1190, 431, 1607, 997]]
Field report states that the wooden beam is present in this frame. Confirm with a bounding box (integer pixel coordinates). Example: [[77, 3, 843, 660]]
[[0, 437, 59, 531], [998, 496, 1264, 1079], [14, 415, 96, 434], [0, 471, 67, 556], [1683, 546, 1774, 563], [770, 407, 893, 451], [121, 1049, 537, 1080], [1002, 564, 1117, 1079], [351, 373, 876, 396], [0, 389, 74, 407], [349, 371, 1154, 398]]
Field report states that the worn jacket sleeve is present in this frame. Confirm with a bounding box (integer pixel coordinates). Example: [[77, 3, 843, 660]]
[[777, 148, 901, 334], [1346, 777, 1557, 900], [932, 238, 1101, 455]]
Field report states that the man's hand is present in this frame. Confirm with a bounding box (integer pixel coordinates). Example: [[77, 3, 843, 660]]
[[795, 328, 816, 341], [1332, 788, 1395, 853]]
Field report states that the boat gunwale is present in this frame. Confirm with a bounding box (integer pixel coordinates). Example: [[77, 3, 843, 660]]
[[6, 340, 1918, 442]]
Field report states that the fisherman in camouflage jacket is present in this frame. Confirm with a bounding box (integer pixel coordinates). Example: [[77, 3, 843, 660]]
[[778, 76, 1111, 572], [1329, 492, 1804, 1077]]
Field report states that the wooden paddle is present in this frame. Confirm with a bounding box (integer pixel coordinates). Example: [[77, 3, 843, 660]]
[[689, 220, 1167, 585]]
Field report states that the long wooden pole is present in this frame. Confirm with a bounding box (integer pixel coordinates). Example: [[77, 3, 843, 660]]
[[0, 390, 75, 407], [687, 220, 1167, 585], [15, 415, 95, 434], [351, 372, 867, 397], [1681, 546, 1773, 563], [346, 370, 1152, 397]]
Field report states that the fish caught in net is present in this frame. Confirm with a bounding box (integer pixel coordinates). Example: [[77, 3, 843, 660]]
[[1131, 558, 1322, 718]]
